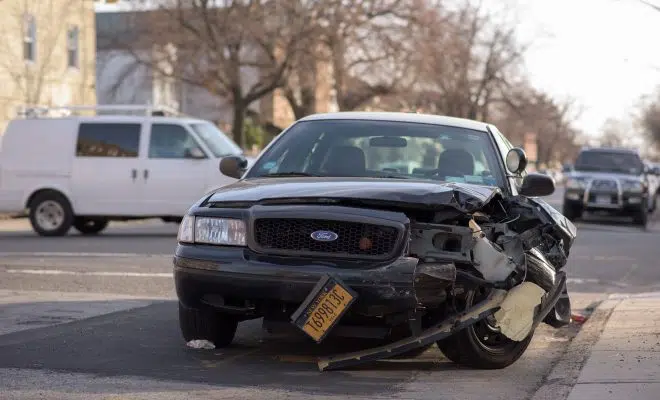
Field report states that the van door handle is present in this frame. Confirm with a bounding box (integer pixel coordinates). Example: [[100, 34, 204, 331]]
[[143, 169, 149, 180], [131, 169, 137, 180]]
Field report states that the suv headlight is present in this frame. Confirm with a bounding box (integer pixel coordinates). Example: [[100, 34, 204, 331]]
[[177, 215, 247, 246], [566, 178, 587, 189], [621, 180, 645, 193]]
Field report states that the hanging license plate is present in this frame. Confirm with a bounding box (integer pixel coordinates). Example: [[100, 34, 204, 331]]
[[290, 274, 357, 343]]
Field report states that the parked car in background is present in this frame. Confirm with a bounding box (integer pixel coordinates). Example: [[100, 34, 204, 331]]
[[563, 147, 658, 226], [0, 105, 253, 236]]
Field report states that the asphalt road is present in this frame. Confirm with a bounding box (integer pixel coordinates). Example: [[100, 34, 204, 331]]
[[0, 187, 658, 399]]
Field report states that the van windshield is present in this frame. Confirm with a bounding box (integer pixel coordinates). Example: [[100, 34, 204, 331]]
[[189, 122, 243, 158], [574, 150, 644, 175]]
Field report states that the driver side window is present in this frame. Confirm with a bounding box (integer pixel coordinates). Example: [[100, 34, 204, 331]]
[[148, 124, 204, 159]]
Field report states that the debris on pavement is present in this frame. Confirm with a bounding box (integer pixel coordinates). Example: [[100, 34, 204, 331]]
[[186, 339, 215, 350], [570, 313, 587, 324]]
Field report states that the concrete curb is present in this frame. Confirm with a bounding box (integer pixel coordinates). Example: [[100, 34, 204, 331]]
[[530, 299, 620, 400]]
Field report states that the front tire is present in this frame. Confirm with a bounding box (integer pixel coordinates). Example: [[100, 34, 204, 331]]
[[436, 287, 534, 369], [178, 302, 237, 348], [28, 191, 74, 237], [562, 201, 583, 221], [73, 218, 109, 235], [633, 205, 648, 227]]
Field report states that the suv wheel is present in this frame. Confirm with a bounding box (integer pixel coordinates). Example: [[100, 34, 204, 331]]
[[436, 287, 534, 369], [28, 191, 74, 237], [633, 206, 648, 227], [562, 202, 583, 221], [178, 302, 238, 348], [73, 218, 109, 235]]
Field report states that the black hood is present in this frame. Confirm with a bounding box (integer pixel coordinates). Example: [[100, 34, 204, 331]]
[[205, 177, 503, 212]]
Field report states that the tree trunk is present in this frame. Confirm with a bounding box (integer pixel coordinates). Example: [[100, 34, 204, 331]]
[[232, 102, 246, 149]]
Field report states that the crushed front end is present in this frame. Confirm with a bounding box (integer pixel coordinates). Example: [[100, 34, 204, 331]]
[[174, 182, 576, 371]]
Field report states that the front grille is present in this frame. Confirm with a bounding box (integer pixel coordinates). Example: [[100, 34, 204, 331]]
[[591, 179, 617, 191], [253, 218, 400, 258]]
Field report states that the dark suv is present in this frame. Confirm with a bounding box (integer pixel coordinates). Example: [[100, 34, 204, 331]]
[[563, 147, 653, 226], [173, 112, 576, 371]]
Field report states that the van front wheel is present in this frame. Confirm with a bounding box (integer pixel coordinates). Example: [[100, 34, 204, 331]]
[[28, 191, 74, 237]]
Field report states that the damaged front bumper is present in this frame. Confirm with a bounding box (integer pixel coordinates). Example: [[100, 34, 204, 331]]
[[174, 244, 457, 318]]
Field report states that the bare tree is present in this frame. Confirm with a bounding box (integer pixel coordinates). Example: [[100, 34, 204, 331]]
[[0, 0, 79, 111], [640, 92, 660, 148], [105, 0, 321, 147]]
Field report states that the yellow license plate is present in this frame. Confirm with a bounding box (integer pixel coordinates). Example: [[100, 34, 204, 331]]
[[290, 275, 357, 343]]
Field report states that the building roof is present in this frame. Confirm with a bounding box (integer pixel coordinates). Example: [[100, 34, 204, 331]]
[[298, 111, 491, 132]]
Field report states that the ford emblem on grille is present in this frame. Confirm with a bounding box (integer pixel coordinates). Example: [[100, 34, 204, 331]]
[[310, 230, 339, 242]]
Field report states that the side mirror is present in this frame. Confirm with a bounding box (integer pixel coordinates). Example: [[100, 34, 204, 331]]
[[519, 172, 555, 197], [505, 148, 528, 174], [184, 147, 206, 159], [219, 155, 248, 179]]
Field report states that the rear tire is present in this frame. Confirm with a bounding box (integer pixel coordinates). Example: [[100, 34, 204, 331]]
[[178, 302, 237, 348], [73, 218, 109, 235], [436, 287, 534, 369], [28, 191, 74, 237]]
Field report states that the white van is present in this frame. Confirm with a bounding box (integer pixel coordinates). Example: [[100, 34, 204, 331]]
[[0, 105, 251, 236]]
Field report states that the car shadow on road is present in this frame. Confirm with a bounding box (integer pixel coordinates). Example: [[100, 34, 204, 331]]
[[0, 300, 467, 397]]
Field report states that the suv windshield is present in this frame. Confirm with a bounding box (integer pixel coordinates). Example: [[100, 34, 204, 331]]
[[245, 119, 505, 187], [189, 122, 242, 158], [574, 150, 644, 175]]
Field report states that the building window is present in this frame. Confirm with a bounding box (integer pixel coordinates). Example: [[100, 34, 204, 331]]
[[67, 26, 79, 68], [23, 14, 36, 62]]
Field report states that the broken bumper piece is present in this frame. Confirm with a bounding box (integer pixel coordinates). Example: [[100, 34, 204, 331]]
[[317, 289, 508, 371], [316, 271, 567, 371]]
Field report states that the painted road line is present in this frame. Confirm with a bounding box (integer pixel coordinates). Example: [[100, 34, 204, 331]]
[[0, 252, 171, 257], [5, 269, 172, 278]]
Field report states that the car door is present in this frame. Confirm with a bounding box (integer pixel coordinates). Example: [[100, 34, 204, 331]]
[[141, 122, 211, 216], [70, 121, 146, 216]]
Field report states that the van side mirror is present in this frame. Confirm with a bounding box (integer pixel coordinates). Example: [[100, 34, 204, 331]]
[[519, 173, 555, 197], [219, 155, 248, 179]]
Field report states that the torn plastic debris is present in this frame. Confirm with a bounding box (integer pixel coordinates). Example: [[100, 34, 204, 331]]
[[186, 339, 215, 349], [493, 281, 546, 341], [469, 219, 518, 282], [571, 313, 587, 324]]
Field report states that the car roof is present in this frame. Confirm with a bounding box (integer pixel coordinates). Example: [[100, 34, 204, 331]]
[[580, 147, 640, 155], [297, 111, 491, 132], [11, 115, 208, 125]]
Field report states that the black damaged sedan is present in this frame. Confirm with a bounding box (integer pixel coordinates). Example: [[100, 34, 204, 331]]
[[174, 112, 577, 371]]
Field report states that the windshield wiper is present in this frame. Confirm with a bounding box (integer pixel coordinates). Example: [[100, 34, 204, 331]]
[[260, 172, 322, 177]]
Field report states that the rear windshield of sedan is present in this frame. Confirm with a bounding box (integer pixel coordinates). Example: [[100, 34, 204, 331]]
[[245, 119, 505, 187]]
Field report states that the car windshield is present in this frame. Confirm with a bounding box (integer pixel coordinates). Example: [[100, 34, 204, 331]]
[[189, 122, 243, 158], [245, 119, 505, 187], [574, 150, 644, 175]]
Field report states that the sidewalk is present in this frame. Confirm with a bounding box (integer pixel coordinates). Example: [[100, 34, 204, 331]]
[[565, 294, 660, 399]]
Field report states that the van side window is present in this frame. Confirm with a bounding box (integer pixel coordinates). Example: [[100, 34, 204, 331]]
[[148, 124, 203, 159], [76, 123, 141, 157]]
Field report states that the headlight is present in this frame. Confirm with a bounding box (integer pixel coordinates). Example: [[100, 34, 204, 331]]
[[566, 178, 586, 189], [177, 215, 195, 243], [621, 180, 645, 192], [177, 215, 247, 246]]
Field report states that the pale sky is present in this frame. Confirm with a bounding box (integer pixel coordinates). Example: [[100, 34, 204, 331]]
[[510, 0, 660, 138], [96, 0, 660, 139]]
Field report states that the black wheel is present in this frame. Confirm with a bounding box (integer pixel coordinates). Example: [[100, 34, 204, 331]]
[[178, 302, 237, 348], [633, 206, 648, 227], [28, 191, 74, 237], [562, 202, 582, 221], [436, 287, 534, 369], [73, 218, 109, 235]]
